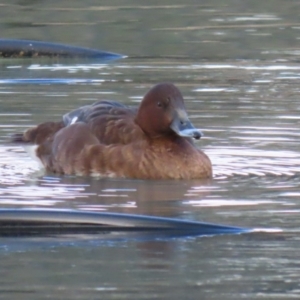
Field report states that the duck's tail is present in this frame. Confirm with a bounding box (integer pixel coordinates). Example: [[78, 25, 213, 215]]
[[11, 121, 65, 145], [11, 132, 27, 143]]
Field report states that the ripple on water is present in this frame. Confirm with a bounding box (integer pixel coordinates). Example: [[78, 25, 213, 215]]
[[207, 147, 300, 177]]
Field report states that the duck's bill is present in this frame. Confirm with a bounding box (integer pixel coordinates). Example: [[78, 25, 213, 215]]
[[170, 118, 203, 140]]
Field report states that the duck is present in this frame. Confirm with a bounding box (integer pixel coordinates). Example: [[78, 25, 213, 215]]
[[12, 83, 212, 179]]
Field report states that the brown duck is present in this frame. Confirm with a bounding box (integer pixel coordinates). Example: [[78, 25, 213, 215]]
[[13, 83, 212, 179]]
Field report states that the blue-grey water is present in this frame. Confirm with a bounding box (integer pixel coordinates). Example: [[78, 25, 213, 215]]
[[0, 1, 300, 299]]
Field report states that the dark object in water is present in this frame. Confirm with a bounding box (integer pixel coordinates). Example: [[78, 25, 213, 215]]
[[0, 208, 251, 237], [0, 39, 125, 60]]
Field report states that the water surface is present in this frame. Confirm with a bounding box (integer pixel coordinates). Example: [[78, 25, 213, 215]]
[[0, 1, 300, 299]]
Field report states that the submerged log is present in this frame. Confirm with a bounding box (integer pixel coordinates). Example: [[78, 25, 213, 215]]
[[0, 39, 125, 60], [0, 208, 251, 237]]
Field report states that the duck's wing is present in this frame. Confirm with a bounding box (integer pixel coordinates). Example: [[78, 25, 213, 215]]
[[62, 100, 127, 125], [12, 100, 143, 146], [63, 100, 144, 145]]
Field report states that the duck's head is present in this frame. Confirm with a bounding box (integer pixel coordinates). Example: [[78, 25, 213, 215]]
[[135, 83, 203, 139]]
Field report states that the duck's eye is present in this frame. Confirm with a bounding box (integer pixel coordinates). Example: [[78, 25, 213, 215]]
[[157, 102, 162, 107]]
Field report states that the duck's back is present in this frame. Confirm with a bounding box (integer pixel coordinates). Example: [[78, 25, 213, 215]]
[[63, 100, 144, 145]]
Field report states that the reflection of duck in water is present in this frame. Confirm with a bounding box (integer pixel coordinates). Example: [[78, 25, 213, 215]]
[[13, 83, 212, 179]]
